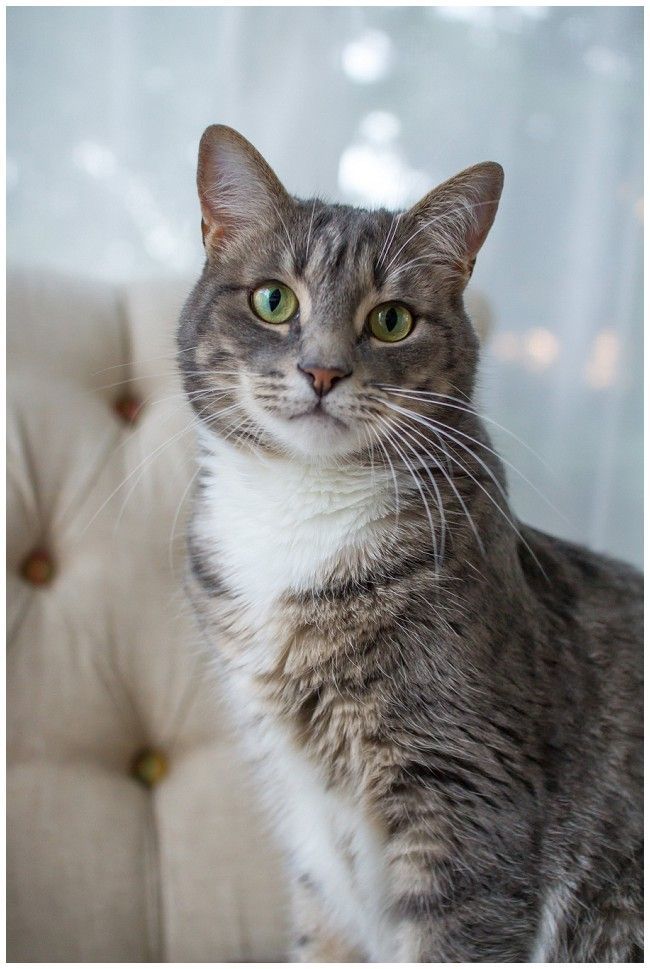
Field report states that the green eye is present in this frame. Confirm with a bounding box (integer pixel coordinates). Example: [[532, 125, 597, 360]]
[[251, 282, 298, 324], [368, 302, 414, 343]]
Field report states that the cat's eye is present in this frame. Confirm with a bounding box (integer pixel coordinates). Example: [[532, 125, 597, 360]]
[[251, 282, 298, 324], [368, 303, 414, 343]]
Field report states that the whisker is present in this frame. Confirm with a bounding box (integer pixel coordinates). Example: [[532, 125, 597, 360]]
[[376, 415, 440, 573], [168, 466, 200, 574], [361, 424, 377, 486], [91, 345, 200, 376], [96, 370, 243, 391], [386, 415, 447, 568], [112, 399, 236, 531], [365, 420, 401, 528], [380, 400, 548, 579], [383, 253, 448, 283], [382, 396, 566, 526], [271, 200, 297, 262], [81, 414, 200, 538], [304, 198, 317, 267], [377, 211, 403, 268], [389, 412, 485, 557], [378, 386, 549, 470], [157, 388, 235, 407], [384, 400, 509, 505]]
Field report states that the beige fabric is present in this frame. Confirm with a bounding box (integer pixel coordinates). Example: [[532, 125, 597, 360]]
[[7, 270, 492, 961], [7, 268, 288, 961]]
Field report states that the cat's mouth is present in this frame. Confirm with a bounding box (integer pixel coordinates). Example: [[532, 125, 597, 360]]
[[288, 402, 347, 429], [246, 393, 358, 458]]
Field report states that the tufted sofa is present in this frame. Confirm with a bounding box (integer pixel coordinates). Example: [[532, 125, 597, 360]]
[[7, 269, 492, 962], [6, 268, 288, 961]]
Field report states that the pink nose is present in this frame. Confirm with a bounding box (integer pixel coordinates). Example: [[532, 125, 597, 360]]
[[298, 365, 350, 397]]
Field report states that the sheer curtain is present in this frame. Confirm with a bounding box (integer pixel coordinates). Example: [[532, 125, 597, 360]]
[[7, 6, 642, 566]]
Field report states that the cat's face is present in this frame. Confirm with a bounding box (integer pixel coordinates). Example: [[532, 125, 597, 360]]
[[178, 125, 503, 463]]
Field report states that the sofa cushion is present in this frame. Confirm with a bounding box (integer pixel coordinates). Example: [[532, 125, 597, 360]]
[[7, 268, 287, 961]]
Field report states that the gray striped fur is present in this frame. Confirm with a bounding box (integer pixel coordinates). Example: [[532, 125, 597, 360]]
[[177, 126, 642, 962]]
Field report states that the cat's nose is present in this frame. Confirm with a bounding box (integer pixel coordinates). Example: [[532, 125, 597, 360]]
[[298, 364, 351, 397]]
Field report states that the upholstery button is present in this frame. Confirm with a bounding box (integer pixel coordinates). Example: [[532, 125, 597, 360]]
[[21, 549, 55, 586], [114, 395, 143, 425], [131, 749, 168, 787]]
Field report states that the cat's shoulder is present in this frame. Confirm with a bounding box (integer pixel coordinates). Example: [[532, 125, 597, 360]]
[[517, 524, 642, 661], [521, 525, 642, 595]]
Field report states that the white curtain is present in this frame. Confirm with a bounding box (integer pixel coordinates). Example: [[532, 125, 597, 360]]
[[7, 6, 642, 566]]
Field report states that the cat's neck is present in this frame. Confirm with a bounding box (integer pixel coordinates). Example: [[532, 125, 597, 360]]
[[195, 426, 397, 601], [197, 425, 395, 517], [194, 422, 514, 602]]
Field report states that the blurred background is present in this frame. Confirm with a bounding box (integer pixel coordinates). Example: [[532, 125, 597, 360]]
[[7, 5, 642, 562]]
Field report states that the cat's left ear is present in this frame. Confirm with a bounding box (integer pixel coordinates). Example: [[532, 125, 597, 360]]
[[407, 162, 504, 282]]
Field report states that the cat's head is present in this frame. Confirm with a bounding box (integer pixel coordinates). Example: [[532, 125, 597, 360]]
[[178, 125, 503, 463]]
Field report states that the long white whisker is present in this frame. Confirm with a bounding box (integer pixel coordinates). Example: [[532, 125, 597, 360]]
[[379, 386, 549, 470], [366, 420, 401, 527], [383, 253, 449, 283], [385, 401, 510, 505], [381, 401, 547, 579], [82, 415, 200, 538], [377, 211, 403, 268], [361, 424, 376, 486], [168, 466, 200, 574], [97, 370, 243, 391], [271, 200, 297, 262], [91, 345, 201, 377], [304, 198, 317, 266], [389, 413, 485, 557], [376, 415, 440, 573], [387, 415, 447, 568], [155, 388, 236, 409], [112, 400, 243, 531], [383, 396, 566, 526]]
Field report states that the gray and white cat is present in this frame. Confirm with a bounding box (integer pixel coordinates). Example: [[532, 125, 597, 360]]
[[178, 125, 643, 962]]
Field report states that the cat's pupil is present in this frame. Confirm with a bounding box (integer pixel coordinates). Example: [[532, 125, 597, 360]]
[[269, 288, 282, 312], [386, 307, 398, 331]]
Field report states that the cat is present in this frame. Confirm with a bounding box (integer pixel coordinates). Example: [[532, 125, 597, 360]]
[[177, 124, 643, 962]]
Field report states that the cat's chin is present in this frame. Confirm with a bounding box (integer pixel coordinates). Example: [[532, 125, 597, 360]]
[[258, 408, 364, 461]]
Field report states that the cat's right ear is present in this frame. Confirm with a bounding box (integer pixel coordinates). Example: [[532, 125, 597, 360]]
[[197, 125, 291, 254]]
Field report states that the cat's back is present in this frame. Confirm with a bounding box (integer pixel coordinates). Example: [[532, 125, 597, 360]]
[[518, 529, 642, 960], [558, 533, 641, 755]]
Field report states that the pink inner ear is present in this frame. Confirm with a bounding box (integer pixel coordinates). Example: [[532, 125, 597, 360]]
[[197, 128, 258, 242], [200, 212, 229, 250], [410, 162, 503, 272], [464, 199, 499, 262], [462, 166, 504, 260], [196, 124, 291, 250]]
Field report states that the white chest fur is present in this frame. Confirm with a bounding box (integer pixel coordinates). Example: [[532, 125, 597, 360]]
[[195, 430, 395, 956], [241, 708, 391, 958], [195, 429, 393, 622]]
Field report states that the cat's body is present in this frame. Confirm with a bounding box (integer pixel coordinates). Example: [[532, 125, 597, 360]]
[[179, 125, 643, 961]]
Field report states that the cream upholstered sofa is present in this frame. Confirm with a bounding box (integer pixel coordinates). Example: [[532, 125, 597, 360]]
[[6, 268, 288, 961], [7, 269, 491, 962]]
